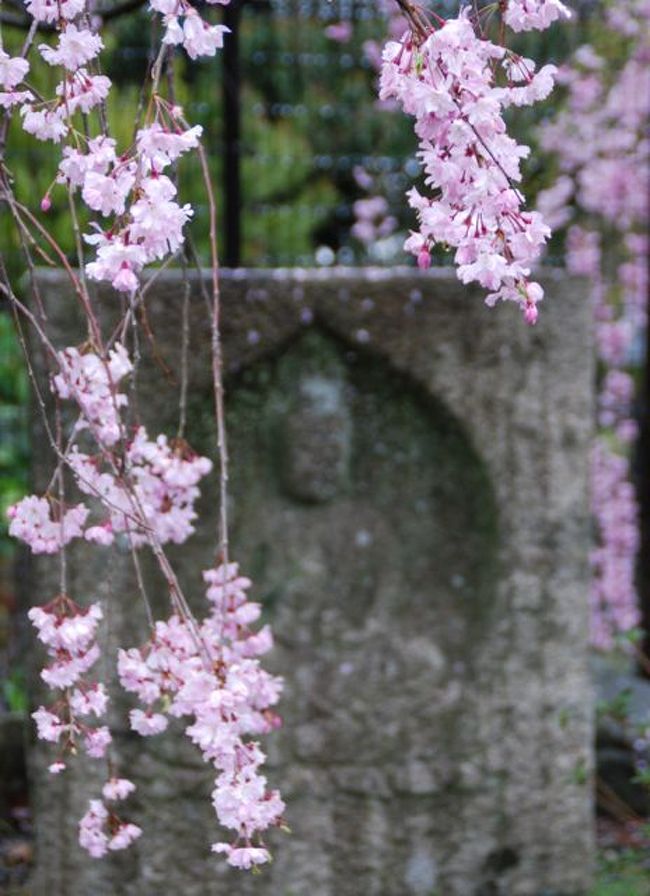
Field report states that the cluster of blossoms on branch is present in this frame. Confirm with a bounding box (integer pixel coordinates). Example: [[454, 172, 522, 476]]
[[29, 595, 142, 855], [503, 0, 572, 32], [536, 0, 649, 648], [8, 343, 213, 552], [0, 0, 286, 865], [68, 425, 213, 548], [7, 494, 88, 554], [118, 563, 285, 868], [379, 1, 570, 323], [0, 0, 229, 292], [30, 595, 109, 761], [9, 340, 284, 869]]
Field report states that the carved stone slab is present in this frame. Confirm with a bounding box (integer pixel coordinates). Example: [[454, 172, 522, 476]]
[[27, 268, 594, 896]]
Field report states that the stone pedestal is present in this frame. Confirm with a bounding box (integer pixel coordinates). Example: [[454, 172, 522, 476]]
[[27, 268, 594, 896]]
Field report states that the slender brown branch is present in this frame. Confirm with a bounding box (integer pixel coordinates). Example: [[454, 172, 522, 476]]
[[3, 190, 102, 346], [178, 110, 230, 568], [391, 0, 430, 42]]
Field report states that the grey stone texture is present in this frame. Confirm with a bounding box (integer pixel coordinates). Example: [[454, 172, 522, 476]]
[[27, 268, 594, 896]]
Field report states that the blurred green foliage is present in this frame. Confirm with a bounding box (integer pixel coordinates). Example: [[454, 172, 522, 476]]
[[0, 314, 28, 555], [592, 850, 650, 895], [1, 667, 29, 714]]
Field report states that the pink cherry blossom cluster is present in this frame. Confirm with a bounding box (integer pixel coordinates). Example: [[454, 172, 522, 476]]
[[7, 495, 88, 554], [8, 342, 212, 551], [67, 123, 198, 294], [52, 342, 132, 447], [1, 0, 230, 297], [379, 8, 563, 323], [29, 593, 111, 767], [590, 443, 641, 650], [8, 337, 279, 863], [576, 227, 645, 649], [538, 0, 649, 648], [19, 22, 105, 142], [118, 563, 285, 869], [68, 426, 212, 548], [348, 163, 400, 262], [504, 0, 571, 33], [362, 0, 407, 75], [351, 192, 397, 247], [79, 790, 142, 858], [16, 437, 281, 863], [157, 1, 230, 60], [0, 49, 32, 110]]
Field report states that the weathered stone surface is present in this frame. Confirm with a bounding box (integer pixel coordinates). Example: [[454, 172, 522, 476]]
[[26, 268, 594, 896]]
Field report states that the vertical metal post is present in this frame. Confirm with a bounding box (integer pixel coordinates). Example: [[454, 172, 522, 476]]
[[223, 0, 242, 267]]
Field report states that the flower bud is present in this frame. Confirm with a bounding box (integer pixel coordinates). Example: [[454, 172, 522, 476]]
[[417, 246, 431, 270], [524, 302, 538, 325]]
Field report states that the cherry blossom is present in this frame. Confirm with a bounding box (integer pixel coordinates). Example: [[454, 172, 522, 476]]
[[79, 799, 141, 859], [590, 443, 641, 648], [52, 343, 132, 447], [117, 563, 284, 860], [102, 778, 136, 801], [129, 709, 169, 736], [68, 427, 212, 548], [57, 136, 118, 188], [29, 600, 102, 653], [33, 707, 65, 743], [136, 122, 203, 170], [39, 25, 103, 72], [81, 168, 136, 217], [540, 0, 649, 647], [109, 823, 142, 850], [79, 801, 110, 858], [84, 234, 148, 294], [7, 0, 228, 298], [56, 70, 112, 114], [70, 684, 109, 717], [25, 0, 85, 23], [162, 12, 230, 59], [351, 196, 397, 246], [212, 843, 272, 870], [504, 0, 571, 33], [29, 594, 111, 763], [324, 21, 353, 43], [8, 495, 88, 554], [0, 89, 34, 110], [83, 726, 111, 758], [380, 11, 555, 321], [20, 106, 68, 142], [129, 175, 193, 259], [1, 0, 278, 870], [0, 51, 29, 89]]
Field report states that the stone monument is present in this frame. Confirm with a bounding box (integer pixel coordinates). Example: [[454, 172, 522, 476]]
[[27, 268, 594, 896]]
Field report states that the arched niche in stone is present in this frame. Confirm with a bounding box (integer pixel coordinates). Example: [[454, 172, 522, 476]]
[[217, 327, 501, 895]]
